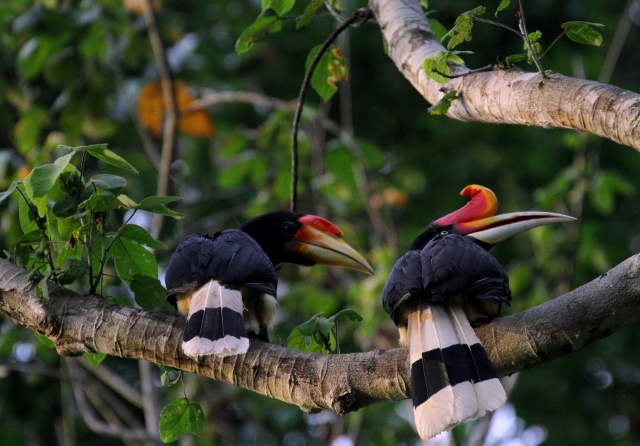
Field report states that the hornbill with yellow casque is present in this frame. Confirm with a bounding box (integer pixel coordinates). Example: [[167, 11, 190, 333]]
[[165, 210, 373, 358], [381, 185, 576, 440]]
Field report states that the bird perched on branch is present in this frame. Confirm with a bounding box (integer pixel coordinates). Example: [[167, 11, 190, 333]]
[[165, 210, 373, 358], [381, 185, 575, 440]]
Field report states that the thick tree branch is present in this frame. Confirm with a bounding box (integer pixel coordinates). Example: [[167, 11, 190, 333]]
[[1, 255, 639, 413], [369, 0, 640, 151]]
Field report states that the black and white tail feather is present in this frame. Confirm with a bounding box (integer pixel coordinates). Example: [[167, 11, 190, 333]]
[[408, 299, 506, 440], [182, 280, 249, 358]]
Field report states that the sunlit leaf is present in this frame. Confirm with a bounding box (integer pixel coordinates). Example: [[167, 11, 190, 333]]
[[495, 0, 510, 16], [159, 398, 204, 443], [505, 53, 527, 65], [443, 6, 485, 49], [562, 21, 605, 47], [305, 45, 348, 102], [428, 18, 448, 41], [428, 90, 459, 115], [263, 0, 296, 15], [85, 352, 107, 366]]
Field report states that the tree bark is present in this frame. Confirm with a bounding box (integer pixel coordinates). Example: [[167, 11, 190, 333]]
[[369, 0, 640, 151], [2, 254, 639, 413]]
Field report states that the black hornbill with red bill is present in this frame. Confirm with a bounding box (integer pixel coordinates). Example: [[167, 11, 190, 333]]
[[381, 185, 575, 440], [165, 210, 373, 358]]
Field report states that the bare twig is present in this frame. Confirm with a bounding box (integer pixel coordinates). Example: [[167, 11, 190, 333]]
[[598, 0, 634, 83], [540, 30, 565, 60], [65, 359, 155, 442], [79, 357, 144, 409], [142, 0, 178, 239]]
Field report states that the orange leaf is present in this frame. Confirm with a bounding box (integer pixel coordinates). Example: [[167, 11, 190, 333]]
[[137, 81, 215, 138], [123, 0, 161, 14]]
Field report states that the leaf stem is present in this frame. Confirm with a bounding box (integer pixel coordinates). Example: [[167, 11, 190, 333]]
[[472, 16, 522, 38], [517, 0, 546, 76], [540, 30, 565, 60], [290, 7, 372, 212]]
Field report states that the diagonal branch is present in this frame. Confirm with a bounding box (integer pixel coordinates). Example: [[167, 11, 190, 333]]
[[2, 254, 640, 413], [369, 0, 640, 151]]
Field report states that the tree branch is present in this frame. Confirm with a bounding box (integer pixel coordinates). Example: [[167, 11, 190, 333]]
[[2, 254, 640, 413], [369, 0, 640, 151]]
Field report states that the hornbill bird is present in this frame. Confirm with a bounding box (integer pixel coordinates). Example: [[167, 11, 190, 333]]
[[381, 185, 575, 440], [165, 210, 373, 358]]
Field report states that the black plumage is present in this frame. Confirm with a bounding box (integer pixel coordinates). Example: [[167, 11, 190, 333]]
[[165, 230, 277, 302], [382, 229, 511, 326]]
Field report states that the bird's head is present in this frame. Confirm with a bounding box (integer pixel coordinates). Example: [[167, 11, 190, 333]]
[[241, 210, 374, 274], [411, 184, 576, 250]]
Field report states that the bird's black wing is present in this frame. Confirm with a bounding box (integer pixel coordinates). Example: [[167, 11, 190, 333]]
[[382, 250, 423, 324], [165, 230, 277, 298], [420, 233, 511, 307]]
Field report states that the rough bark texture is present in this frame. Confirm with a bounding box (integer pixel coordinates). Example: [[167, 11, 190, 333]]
[[369, 0, 640, 151], [2, 255, 640, 413]]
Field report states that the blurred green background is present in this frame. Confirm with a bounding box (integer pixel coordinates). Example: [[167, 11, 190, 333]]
[[1, 0, 639, 444]]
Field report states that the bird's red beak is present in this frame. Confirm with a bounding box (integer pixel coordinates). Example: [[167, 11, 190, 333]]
[[285, 215, 374, 275], [436, 185, 576, 244]]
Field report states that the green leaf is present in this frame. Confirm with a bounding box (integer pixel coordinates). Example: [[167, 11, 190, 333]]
[[26, 152, 75, 198], [137, 196, 184, 219], [428, 18, 448, 41], [58, 259, 87, 285], [18, 189, 39, 234], [130, 275, 166, 310], [79, 189, 120, 213], [296, 0, 323, 29], [428, 90, 460, 115], [34, 332, 55, 349], [235, 10, 279, 54], [159, 398, 204, 443], [443, 6, 485, 49], [89, 174, 127, 190], [14, 106, 47, 154], [120, 224, 165, 249], [62, 144, 139, 174], [562, 21, 605, 47], [495, 0, 510, 17], [263, 0, 296, 15], [160, 367, 182, 386], [423, 50, 466, 83], [528, 30, 542, 43], [85, 352, 107, 366], [110, 238, 158, 281], [0, 180, 22, 204], [305, 44, 348, 102], [329, 308, 362, 322], [505, 52, 527, 65]]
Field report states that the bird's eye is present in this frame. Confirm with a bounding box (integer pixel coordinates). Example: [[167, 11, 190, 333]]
[[281, 221, 299, 236], [439, 230, 449, 236]]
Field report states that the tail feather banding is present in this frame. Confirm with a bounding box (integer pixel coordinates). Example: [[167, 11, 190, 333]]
[[182, 280, 249, 358], [409, 302, 506, 440]]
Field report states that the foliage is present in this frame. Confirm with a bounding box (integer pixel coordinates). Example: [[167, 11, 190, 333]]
[[0, 1, 639, 446]]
